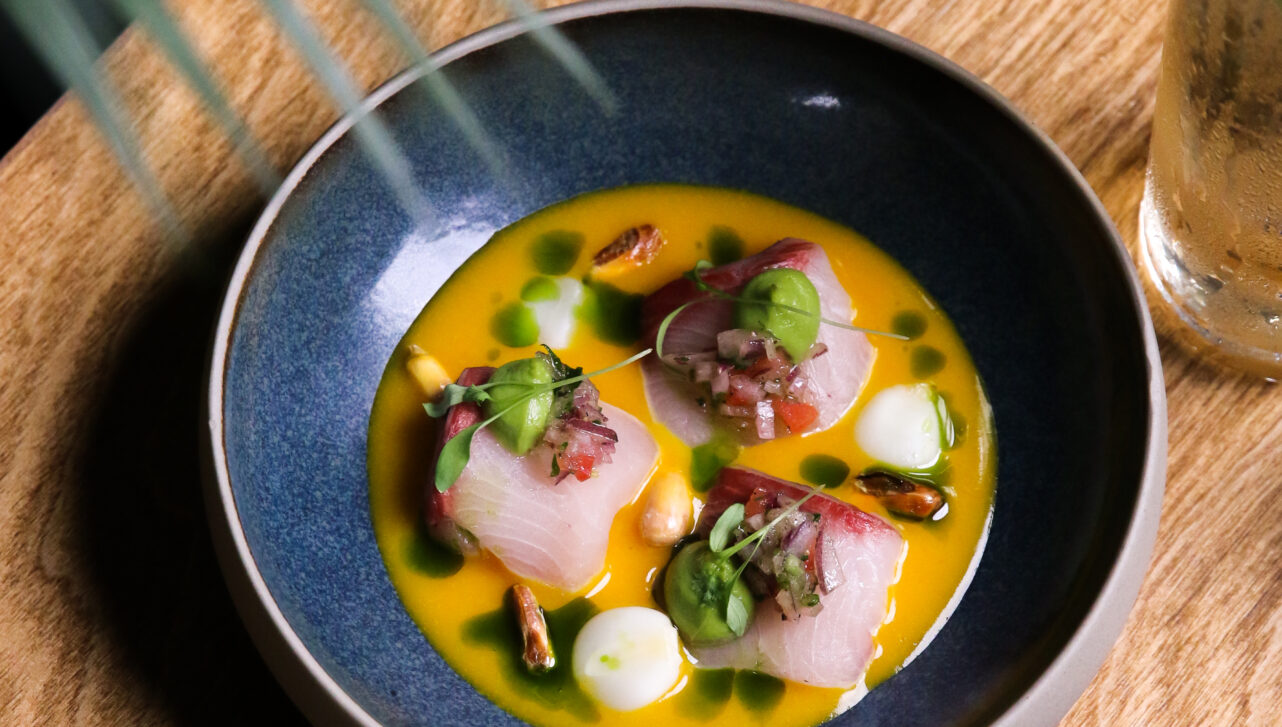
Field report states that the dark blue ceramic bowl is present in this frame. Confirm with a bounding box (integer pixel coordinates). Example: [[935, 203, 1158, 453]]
[[207, 2, 1166, 725]]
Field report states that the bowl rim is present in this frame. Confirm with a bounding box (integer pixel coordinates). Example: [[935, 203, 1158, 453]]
[[204, 2, 1168, 725]]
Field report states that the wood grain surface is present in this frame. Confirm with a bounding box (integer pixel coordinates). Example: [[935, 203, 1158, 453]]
[[1, 0, 1277, 725]]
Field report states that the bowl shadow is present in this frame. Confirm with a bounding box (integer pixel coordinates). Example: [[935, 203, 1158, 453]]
[[70, 231, 307, 726]]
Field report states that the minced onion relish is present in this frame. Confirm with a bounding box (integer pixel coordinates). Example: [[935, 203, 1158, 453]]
[[367, 184, 995, 727]]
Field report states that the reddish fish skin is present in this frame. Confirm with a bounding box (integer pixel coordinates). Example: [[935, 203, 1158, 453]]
[[640, 238, 815, 344], [423, 366, 493, 554], [691, 466, 903, 689], [424, 366, 659, 590], [639, 238, 875, 446], [698, 467, 896, 539]]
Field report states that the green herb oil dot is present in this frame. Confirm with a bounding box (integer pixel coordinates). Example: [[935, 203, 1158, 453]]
[[675, 668, 735, 719], [403, 528, 463, 577], [799, 454, 850, 488], [578, 279, 644, 345], [691, 437, 740, 493], [891, 310, 928, 339], [734, 670, 785, 712], [708, 226, 744, 265], [910, 345, 947, 378], [491, 302, 539, 347], [531, 230, 584, 275], [463, 598, 600, 721], [520, 276, 560, 302]]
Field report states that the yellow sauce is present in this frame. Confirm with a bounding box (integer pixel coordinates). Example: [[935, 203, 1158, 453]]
[[367, 184, 996, 725]]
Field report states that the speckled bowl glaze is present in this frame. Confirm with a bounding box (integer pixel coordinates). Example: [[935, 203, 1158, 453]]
[[206, 2, 1166, 725]]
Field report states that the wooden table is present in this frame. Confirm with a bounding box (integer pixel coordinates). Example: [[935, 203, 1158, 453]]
[[2, 0, 1277, 724]]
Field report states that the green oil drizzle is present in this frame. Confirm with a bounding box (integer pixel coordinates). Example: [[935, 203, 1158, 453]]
[[891, 310, 928, 340], [578, 279, 644, 345], [691, 437, 740, 493], [463, 597, 601, 722], [734, 670, 785, 712], [868, 461, 953, 490], [910, 345, 946, 378], [799, 454, 850, 488], [487, 348, 501, 362], [707, 226, 744, 265], [403, 526, 463, 577], [491, 302, 539, 347], [675, 668, 735, 719], [520, 276, 560, 302], [531, 230, 584, 275], [939, 391, 967, 447]]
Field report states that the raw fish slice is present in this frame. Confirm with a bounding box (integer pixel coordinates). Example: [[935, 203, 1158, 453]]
[[424, 366, 493, 556], [690, 467, 903, 689], [639, 359, 716, 445], [640, 239, 875, 446], [425, 368, 660, 591]]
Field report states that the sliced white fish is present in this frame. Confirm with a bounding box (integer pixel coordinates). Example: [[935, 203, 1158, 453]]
[[689, 468, 903, 689], [639, 239, 875, 446], [442, 403, 658, 592]]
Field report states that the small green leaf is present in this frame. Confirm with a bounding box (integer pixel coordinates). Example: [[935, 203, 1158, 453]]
[[429, 347, 653, 492], [424, 383, 492, 418], [709, 503, 744, 553], [718, 487, 821, 560], [725, 590, 749, 636], [537, 344, 582, 381], [435, 423, 480, 492]]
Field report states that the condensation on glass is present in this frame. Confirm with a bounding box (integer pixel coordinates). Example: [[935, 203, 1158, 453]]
[[1140, 0, 1282, 376]]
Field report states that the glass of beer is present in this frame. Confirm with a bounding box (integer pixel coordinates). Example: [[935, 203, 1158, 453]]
[[1140, 0, 1282, 377]]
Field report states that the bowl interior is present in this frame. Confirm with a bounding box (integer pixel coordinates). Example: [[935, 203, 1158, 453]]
[[218, 6, 1153, 726]]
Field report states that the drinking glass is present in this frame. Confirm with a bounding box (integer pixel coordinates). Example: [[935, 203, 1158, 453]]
[[1140, 0, 1282, 376]]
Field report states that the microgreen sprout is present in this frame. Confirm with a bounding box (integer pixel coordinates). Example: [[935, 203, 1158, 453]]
[[426, 347, 652, 493], [705, 486, 823, 635], [654, 299, 699, 360]]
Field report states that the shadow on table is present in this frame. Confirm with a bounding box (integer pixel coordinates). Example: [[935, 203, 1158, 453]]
[[71, 225, 308, 726]]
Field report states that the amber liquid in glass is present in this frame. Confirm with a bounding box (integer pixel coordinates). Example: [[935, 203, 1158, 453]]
[[1141, 0, 1282, 374]]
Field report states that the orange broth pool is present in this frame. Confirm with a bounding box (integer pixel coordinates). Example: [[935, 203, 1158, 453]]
[[367, 184, 995, 726]]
